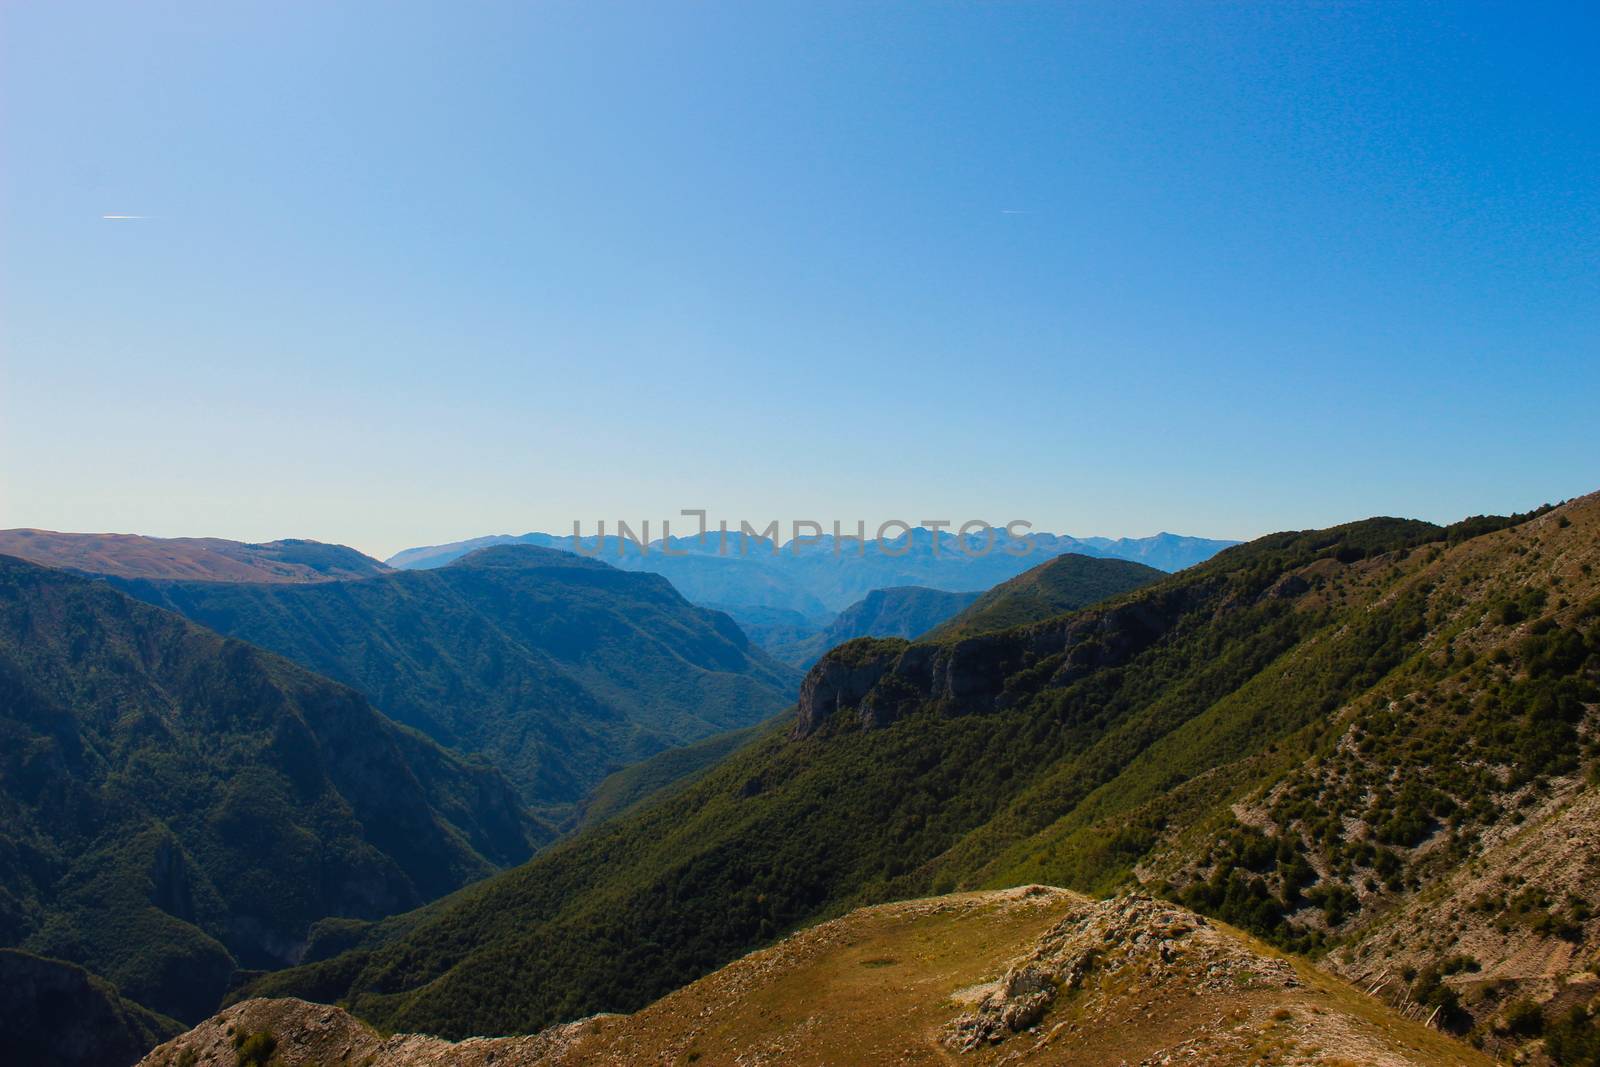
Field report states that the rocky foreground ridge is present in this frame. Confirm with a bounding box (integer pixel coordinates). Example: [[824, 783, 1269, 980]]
[[139, 889, 1485, 1066]]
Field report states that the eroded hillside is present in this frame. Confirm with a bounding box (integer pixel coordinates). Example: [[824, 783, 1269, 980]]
[[1117, 499, 1600, 1055]]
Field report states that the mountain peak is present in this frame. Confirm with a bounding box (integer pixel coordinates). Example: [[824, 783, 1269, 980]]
[[445, 543, 611, 571], [929, 551, 1164, 639]]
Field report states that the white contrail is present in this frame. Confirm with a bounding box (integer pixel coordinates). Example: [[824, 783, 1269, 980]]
[[101, 214, 152, 220]]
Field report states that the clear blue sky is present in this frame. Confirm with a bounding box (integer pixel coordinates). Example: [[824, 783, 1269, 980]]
[[2, 2, 1595, 559]]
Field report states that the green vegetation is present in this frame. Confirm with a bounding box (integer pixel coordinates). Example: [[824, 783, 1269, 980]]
[[114, 544, 799, 813], [929, 553, 1163, 638], [1153, 601, 1600, 959], [1404, 955, 1479, 1031], [0, 556, 548, 1023], [1502, 998, 1543, 1037], [834, 584, 980, 643], [1546, 1005, 1600, 1065], [244, 505, 1600, 1040], [14, 497, 1589, 1058], [578, 721, 775, 827], [233, 1027, 277, 1066]]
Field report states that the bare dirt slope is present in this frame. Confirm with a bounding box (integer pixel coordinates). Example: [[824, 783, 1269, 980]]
[[1326, 779, 1600, 1061], [138, 889, 1487, 1066], [0, 528, 386, 581]]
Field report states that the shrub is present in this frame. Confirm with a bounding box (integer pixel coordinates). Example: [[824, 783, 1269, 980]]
[[1503, 998, 1544, 1037], [1408, 957, 1476, 1032], [233, 1029, 277, 1067], [1545, 1006, 1600, 1064]]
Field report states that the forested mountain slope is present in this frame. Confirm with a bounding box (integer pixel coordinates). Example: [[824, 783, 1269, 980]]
[[244, 495, 1597, 1062], [929, 553, 1164, 639], [114, 545, 800, 811], [756, 586, 980, 667], [575, 720, 774, 828], [0, 555, 546, 1024]]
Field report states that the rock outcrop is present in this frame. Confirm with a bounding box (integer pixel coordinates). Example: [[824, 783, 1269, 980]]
[[793, 637, 907, 734], [137, 998, 597, 1067], [943, 894, 1298, 1051], [792, 582, 1202, 736]]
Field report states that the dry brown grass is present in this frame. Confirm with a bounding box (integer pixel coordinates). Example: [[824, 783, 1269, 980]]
[[142, 888, 1494, 1066]]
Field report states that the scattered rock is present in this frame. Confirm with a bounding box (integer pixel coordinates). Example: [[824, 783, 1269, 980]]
[[942, 894, 1298, 1053]]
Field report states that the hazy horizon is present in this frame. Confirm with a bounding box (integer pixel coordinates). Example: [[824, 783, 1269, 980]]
[[3, 493, 1584, 564]]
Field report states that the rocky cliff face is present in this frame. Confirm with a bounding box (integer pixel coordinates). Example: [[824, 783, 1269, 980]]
[[793, 584, 1203, 737], [793, 638, 907, 734]]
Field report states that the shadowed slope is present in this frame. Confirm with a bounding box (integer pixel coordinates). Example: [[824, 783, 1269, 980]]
[[0, 554, 546, 1023], [114, 545, 801, 810], [1, 950, 181, 1067]]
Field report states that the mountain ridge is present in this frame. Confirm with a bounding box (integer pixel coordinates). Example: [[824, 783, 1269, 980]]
[[731, 586, 982, 668], [110, 544, 801, 811], [382, 529, 1238, 615], [929, 552, 1166, 639], [0, 529, 388, 583]]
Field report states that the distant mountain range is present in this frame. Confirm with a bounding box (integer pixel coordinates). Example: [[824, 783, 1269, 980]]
[[111, 545, 801, 814], [0, 530, 389, 583], [385, 528, 1238, 616]]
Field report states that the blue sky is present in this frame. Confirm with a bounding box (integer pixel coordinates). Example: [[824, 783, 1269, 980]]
[[2, 2, 1595, 559]]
